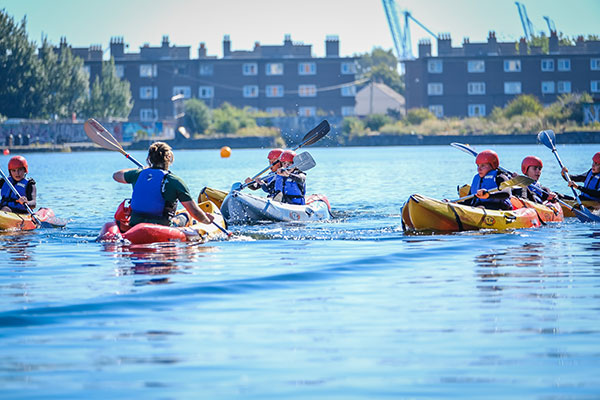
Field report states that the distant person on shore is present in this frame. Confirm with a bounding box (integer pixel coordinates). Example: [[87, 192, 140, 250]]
[[112, 141, 214, 227], [561, 152, 600, 202], [0, 156, 37, 214], [458, 150, 512, 210], [271, 150, 306, 205], [518, 156, 557, 204], [244, 148, 283, 196]]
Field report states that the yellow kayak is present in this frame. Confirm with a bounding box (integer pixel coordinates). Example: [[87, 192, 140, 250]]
[[559, 199, 600, 218], [198, 187, 228, 209], [0, 208, 63, 231]]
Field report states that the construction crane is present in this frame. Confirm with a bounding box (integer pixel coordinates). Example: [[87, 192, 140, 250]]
[[543, 16, 557, 35], [515, 1, 535, 40]]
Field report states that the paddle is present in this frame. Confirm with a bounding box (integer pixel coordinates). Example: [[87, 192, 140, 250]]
[[537, 130, 600, 222], [231, 119, 330, 191], [452, 141, 594, 222], [84, 118, 233, 236], [451, 175, 535, 203], [238, 151, 316, 191]]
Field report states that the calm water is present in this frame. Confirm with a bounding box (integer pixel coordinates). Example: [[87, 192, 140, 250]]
[[1, 144, 599, 399]]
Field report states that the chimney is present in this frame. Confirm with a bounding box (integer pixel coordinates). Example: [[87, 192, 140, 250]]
[[418, 39, 431, 58], [437, 33, 451, 55], [284, 34, 292, 46], [549, 31, 559, 54], [576, 35, 585, 50], [325, 35, 339, 57], [198, 42, 207, 58], [110, 36, 124, 59], [89, 44, 103, 61], [487, 31, 498, 55], [223, 34, 231, 57], [519, 37, 528, 55], [162, 35, 169, 48]]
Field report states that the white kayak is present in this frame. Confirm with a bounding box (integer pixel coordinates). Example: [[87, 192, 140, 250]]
[[221, 191, 332, 225]]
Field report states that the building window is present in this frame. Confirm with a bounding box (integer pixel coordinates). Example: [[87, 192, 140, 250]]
[[557, 59, 571, 71], [115, 64, 124, 78], [467, 82, 486, 95], [199, 64, 213, 76], [557, 81, 571, 93], [591, 59, 600, 71], [468, 104, 486, 117], [504, 81, 522, 94], [504, 59, 521, 72], [541, 59, 554, 71], [467, 60, 485, 73], [140, 64, 157, 78], [140, 86, 158, 99], [172, 86, 191, 98], [266, 63, 284, 75], [266, 107, 284, 115], [140, 108, 158, 121], [298, 107, 316, 117], [299, 84, 317, 97], [82, 65, 90, 77], [243, 63, 258, 76], [266, 85, 284, 97], [198, 86, 214, 98], [298, 62, 316, 75], [541, 81, 555, 94], [590, 81, 600, 93], [429, 105, 443, 117], [427, 60, 443, 73], [341, 106, 355, 116], [243, 85, 259, 98], [427, 83, 443, 96], [341, 62, 357, 74], [341, 85, 356, 97]]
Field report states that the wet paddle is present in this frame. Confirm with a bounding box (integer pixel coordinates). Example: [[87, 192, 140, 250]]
[[451, 175, 535, 203], [84, 118, 233, 236], [537, 130, 600, 223]]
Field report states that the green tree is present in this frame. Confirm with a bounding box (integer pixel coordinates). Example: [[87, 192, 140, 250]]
[[357, 47, 404, 94], [85, 57, 133, 118], [405, 108, 435, 125], [183, 98, 211, 134], [503, 95, 543, 119], [212, 103, 256, 134], [364, 114, 392, 131]]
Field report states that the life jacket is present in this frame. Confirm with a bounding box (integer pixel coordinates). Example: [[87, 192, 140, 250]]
[[581, 169, 600, 201], [273, 174, 305, 205], [260, 173, 277, 196], [469, 170, 512, 209], [527, 182, 545, 203], [130, 169, 171, 218], [0, 177, 32, 212]]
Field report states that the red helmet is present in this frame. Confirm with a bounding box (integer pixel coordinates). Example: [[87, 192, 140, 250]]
[[8, 155, 28, 173], [280, 150, 296, 163], [593, 152, 600, 164], [267, 148, 283, 161], [475, 150, 499, 169], [521, 156, 543, 174]]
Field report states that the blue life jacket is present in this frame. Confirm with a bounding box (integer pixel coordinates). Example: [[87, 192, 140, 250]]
[[469, 170, 512, 209], [273, 175, 305, 205], [130, 169, 168, 217], [528, 182, 545, 203], [0, 177, 31, 212], [260, 173, 277, 196], [581, 169, 600, 201]]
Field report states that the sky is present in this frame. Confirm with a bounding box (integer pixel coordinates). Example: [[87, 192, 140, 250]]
[[2, 0, 600, 59]]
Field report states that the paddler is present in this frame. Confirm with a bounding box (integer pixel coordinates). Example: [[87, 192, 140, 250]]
[[244, 148, 282, 196], [458, 149, 513, 210], [271, 150, 306, 205], [519, 156, 557, 203], [561, 152, 600, 201], [0, 156, 36, 213], [112, 141, 214, 227]]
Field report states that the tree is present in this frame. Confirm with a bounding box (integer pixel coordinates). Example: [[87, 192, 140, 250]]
[[503, 95, 542, 119], [85, 57, 133, 119], [405, 108, 435, 125], [357, 47, 404, 94], [183, 98, 211, 134], [212, 103, 256, 134]]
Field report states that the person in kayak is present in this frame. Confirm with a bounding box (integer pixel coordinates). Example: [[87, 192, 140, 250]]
[[561, 152, 600, 201], [459, 149, 512, 210], [272, 150, 306, 205], [519, 156, 557, 203], [112, 141, 214, 227], [244, 148, 282, 196], [0, 155, 36, 214]]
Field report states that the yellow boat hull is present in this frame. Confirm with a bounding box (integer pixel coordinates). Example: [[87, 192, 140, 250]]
[[198, 187, 228, 209], [560, 199, 600, 218]]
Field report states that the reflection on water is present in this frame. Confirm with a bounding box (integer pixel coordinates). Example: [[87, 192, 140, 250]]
[[0, 231, 38, 262]]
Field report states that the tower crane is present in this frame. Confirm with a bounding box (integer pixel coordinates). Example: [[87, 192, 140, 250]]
[[543, 16, 557, 35], [515, 2, 535, 40]]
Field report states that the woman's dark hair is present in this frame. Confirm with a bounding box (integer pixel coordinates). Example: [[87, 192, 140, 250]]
[[147, 141, 174, 169]]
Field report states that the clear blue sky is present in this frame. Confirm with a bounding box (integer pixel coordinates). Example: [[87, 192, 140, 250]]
[[3, 0, 600, 59]]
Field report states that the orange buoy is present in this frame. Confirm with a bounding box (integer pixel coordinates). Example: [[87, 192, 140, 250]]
[[220, 146, 232, 158], [3, 149, 9, 155]]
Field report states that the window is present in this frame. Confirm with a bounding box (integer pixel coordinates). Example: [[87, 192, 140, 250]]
[[115, 64, 124, 78], [266, 107, 284, 115], [243, 85, 259, 98], [557, 59, 571, 71], [172, 86, 191, 98], [266, 85, 284, 97], [198, 86, 214, 98], [341, 106, 355, 116], [590, 81, 600, 93], [341, 62, 357, 74], [174, 65, 187, 75], [266, 63, 283, 75], [427, 83, 443, 96], [428, 60, 443, 73], [557, 81, 571, 93], [243, 63, 258, 76], [591, 59, 600, 71], [298, 107, 316, 117], [199, 64, 213, 76], [541, 81, 555, 94], [299, 84, 317, 97], [467, 60, 485, 73], [429, 105, 443, 117], [504, 59, 521, 72], [140, 64, 157, 77], [298, 62, 316, 75], [467, 82, 486, 95], [504, 81, 522, 94], [82, 65, 90, 77], [468, 104, 486, 117], [140, 86, 158, 99], [140, 109, 158, 121], [541, 59, 554, 71], [341, 85, 356, 97]]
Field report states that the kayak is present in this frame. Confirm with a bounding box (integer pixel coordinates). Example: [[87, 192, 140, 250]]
[[0, 208, 62, 231], [198, 186, 228, 209], [221, 190, 332, 225], [98, 200, 227, 244], [559, 199, 600, 218], [402, 194, 544, 233]]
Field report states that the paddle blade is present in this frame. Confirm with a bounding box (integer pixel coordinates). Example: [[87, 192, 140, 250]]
[[299, 120, 330, 148], [291, 151, 316, 172], [499, 175, 535, 189], [537, 130, 556, 150], [450, 142, 478, 157], [84, 118, 125, 153]]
